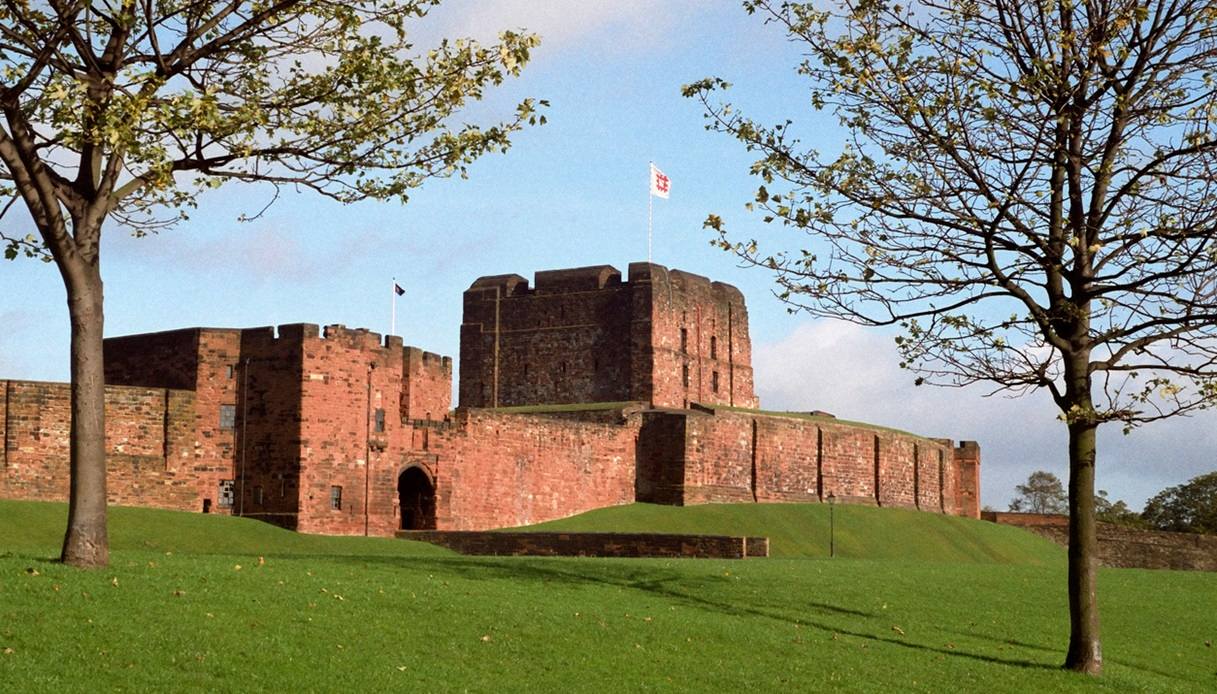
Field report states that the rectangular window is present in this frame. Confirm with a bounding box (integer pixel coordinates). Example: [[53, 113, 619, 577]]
[[330, 486, 343, 510], [218, 480, 235, 508], [712, 371, 720, 393], [219, 404, 236, 430], [682, 364, 690, 388], [374, 408, 386, 433], [710, 336, 717, 360], [254, 486, 264, 506], [226, 365, 234, 379], [680, 328, 688, 353]]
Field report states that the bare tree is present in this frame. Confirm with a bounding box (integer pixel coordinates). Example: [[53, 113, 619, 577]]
[[686, 0, 1217, 675], [0, 0, 544, 568]]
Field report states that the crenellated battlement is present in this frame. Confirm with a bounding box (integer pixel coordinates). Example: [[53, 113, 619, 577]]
[[5, 260, 979, 536], [460, 262, 757, 410]]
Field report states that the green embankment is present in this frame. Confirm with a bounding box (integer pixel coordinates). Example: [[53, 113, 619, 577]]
[[0, 500, 449, 558], [2, 499, 1214, 693], [520, 502, 1063, 563]]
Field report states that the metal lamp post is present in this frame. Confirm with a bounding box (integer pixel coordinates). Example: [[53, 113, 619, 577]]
[[827, 491, 836, 559]]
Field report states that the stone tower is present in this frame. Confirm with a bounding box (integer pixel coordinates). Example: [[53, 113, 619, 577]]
[[459, 262, 758, 409]]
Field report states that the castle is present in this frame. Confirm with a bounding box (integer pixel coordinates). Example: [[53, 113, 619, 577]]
[[0, 262, 980, 535]]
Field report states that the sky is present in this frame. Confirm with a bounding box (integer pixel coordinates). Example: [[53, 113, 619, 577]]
[[2, 0, 1214, 510]]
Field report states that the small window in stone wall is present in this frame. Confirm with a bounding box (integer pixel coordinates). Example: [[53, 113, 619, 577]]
[[226, 364, 234, 379], [218, 480, 235, 508], [680, 328, 688, 353], [682, 364, 689, 388], [712, 371, 720, 393], [330, 486, 343, 510], [374, 408, 386, 433], [710, 336, 717, 360], [219, 404, 236, 430], [254, 486, 264, 506]]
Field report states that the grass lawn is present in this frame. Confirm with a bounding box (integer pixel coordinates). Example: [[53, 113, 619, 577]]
[[1, 500, 1214, 692], [520, 502, 1063, 563]]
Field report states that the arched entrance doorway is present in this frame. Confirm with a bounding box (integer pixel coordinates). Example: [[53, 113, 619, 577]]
[[398, 467, 436, 530]]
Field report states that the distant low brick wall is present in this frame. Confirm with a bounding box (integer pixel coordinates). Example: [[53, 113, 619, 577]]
[[981, 511, 1068, 527], [984, 512, 1217, 572], [398, 530, 770, 559]]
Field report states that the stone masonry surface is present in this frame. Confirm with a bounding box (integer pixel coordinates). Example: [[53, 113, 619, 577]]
[[983, 512, 1217, 572], [2, 262, 980, 535]]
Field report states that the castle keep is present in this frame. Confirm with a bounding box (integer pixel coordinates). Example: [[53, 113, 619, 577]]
[[0, 263, 980, 534]]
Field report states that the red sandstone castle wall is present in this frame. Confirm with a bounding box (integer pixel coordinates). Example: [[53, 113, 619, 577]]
[[681, 413, 754, 503], [230, 325, 309, 527], [104, 328, 243, 510], [459, 266, 637, 408], [430, 409, 640, 531], [289, 324, 408, 535], [458, 263, 758, 410], [953, 441, 981, 519], [4, 261, 979, 534], [402, 347, 452, 421], [637, 264, 758, 410], [753, 415, 822, 503], [0, 379, 199, 510], [637, 409, 965, 515]]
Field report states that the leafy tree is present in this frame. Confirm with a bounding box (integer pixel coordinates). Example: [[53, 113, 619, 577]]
[[1142, 471, 1217, 533], [1093, 489, 1142, 527], [1008, 471, 1067, 514], [686, 0, 1217, 675], [0, 1, 544, 568]]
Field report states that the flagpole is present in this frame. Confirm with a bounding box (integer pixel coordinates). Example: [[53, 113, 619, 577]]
[[647, 161, 653, 264], [391, 277, 397, 336]]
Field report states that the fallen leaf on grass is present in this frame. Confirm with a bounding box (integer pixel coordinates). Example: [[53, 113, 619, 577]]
[[173, 590, 185, 597], [891, 625, 905, 636], [257, 557, 265, 566], [1206, 640, 1212, 648], [234, 565, 242, 571], [110, 577, 119, 587], [2, 647, 14, 655], [24, 567, 38, 576], [480, 635, 491, 643]]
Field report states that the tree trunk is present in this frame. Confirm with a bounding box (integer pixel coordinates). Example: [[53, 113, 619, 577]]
[[59, 261, 109, 568], [1063, 416, 1102, 674]]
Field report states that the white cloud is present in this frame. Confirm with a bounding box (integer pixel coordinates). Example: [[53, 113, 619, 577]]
[[753, 320, 1217, 510], [423, 0, 698, 53]]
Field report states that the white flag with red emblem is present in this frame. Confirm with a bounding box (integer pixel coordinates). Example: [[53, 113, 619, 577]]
[[649, 163, 671, 199]]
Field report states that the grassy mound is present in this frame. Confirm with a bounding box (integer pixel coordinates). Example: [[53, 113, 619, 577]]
[[0, 500, 449, 558], [520, 502, 1063, 563], [2, 500, 1214, 692]]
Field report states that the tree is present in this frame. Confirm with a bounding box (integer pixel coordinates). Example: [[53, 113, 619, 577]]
[[1142, 471, 1217, 533], [1009, 471, 1067, 514], [0, 1, 544, 568], [1093, 488, 1142, 526], [685, 0, 1217, 675]]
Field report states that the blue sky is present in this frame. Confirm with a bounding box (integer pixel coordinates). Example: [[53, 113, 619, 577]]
[[2, 0, 1214, 509]]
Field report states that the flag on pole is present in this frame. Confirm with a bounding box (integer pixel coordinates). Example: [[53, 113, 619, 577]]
[[394, 282, 405, 296], [649, 163, 671, 199]]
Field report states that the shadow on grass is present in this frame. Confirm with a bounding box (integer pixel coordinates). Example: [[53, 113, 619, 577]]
[[311, 552, 1057, 672]]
